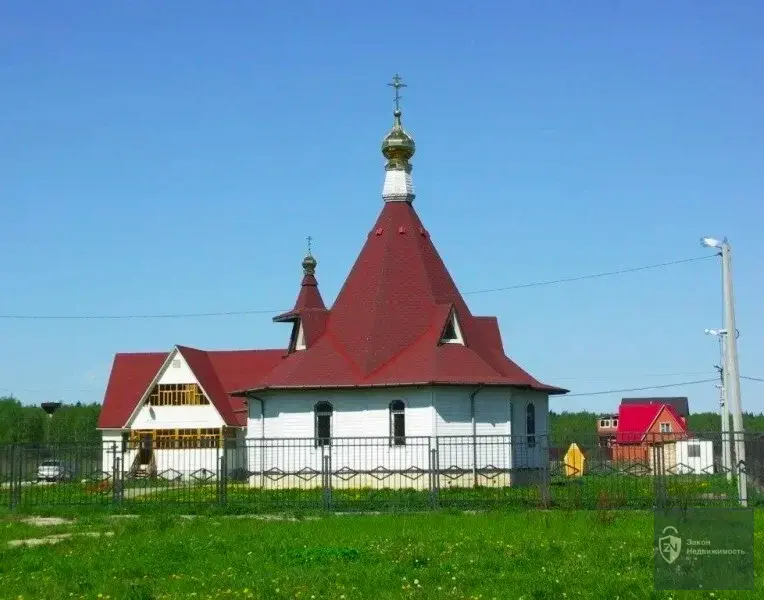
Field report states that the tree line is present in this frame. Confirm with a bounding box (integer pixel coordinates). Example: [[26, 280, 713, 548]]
[[549, 410, 764, 450], [1, 395, 763, 446], [0, 396, 101, 445]]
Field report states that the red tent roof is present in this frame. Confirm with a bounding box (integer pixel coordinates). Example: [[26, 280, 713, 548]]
[[245, 201, 565, 394], [97, 347, 284, 429], [615, 402, 687, 443], [273, 272, 326, 322]]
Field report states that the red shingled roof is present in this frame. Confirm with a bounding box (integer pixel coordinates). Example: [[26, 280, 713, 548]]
[[98, 352, 166, 429], [100, 194, 565, 423], [273, 272, 326, 321], [272, 270, 330, 348], [615, 403, 687, 444], [248, 201, 565, 393], [97, 347, 284, 429]]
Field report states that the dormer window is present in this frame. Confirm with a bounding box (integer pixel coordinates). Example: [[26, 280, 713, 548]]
[[288, 319, 307, 352], [295, 322, 306, 350], [439, 310, 464, 345]]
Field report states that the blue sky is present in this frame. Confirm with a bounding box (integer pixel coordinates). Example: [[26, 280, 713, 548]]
[[1, 1, 762, 415]]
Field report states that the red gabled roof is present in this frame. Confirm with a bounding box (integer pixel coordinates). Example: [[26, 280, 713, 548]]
[[204, 348, 285, 423], [98, 352, 167, 429], [98, 347, 284, 429], [249, 201, 566, 394], [615, 403, 687, 444]]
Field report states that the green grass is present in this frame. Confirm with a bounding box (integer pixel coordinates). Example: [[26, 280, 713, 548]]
[[0, 510, 762, 599], [0, 473, 747, 516]]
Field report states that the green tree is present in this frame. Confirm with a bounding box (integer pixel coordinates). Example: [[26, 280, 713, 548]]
[[0, 396, 47, 443], [48, 403, 101, 444], [549, 411, 599, 449]]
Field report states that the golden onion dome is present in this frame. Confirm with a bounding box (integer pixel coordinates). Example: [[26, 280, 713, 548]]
[[381, 109, 415, 166], [302, 253, 317, 276]]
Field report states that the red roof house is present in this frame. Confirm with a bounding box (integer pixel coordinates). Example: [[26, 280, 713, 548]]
[[613, 402, 689, 462]]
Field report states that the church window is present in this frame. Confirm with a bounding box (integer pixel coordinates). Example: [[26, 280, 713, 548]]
[[315, 401, 333, 447], [526, 402, 536, 448], [389, 400, 406, 445], [439, 311, 464, 345], [147, 383, 208, 406]]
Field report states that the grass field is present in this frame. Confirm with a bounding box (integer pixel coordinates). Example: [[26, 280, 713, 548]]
[[0, 510, 761, 599], [0, 473, 744, 514]]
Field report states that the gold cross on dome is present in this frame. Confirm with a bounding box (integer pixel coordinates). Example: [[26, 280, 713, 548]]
[[306, 235, 313, 256], [387, 74, 407, 111]]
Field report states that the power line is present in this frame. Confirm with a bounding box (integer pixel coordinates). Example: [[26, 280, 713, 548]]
[[564, 378, 718, 397], [742, 375, 764, 383], [0, 254, 714, 321], [463, 255, 714, 295], [554, 371, 713, 381]]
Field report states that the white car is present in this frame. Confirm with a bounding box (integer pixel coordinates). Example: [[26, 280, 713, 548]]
[[37, 460, 73, 482]]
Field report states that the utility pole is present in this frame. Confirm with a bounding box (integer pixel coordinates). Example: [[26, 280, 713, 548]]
[[702, 236, 747, 506], [707, 329, 732, 481], [716, 337, 732, 481], [721, 242, 747, 506], [706, 328, 732, 481]]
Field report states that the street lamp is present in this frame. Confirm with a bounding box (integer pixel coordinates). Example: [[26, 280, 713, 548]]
[[700, 236, 747, 506], [704, 328, 731, 480]]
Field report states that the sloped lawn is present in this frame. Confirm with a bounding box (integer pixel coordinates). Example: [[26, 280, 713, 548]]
[[0, 510, 761, 599]]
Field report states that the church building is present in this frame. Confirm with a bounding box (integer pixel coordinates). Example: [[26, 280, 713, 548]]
[[98, 77, 566, 485]]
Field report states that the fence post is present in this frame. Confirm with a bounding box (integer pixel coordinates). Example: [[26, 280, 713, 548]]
[[652, 441, 667, 509], [111, 442, 123, 505], [429, 438, 440, 510], [321, 449, 332, 511], [218, 452, 228, 507], [11, 445, 22, 510], [540, 434, 551, 508], [8, 445, 16, 510]]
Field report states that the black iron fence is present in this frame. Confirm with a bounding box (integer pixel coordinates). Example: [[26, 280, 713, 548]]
[[1, 432, 761, 512]]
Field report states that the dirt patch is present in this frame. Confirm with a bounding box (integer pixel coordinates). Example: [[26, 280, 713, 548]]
[[8, 531, 114, 549], [223, 514, 320, 521], [22, 517, 74, 527]]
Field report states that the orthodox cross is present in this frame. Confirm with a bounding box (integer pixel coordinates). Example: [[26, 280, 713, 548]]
[[387, 74, 406, 112], [306, 235, 313, 256]]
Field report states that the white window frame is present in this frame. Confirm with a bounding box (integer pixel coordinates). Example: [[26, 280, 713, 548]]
[[440, 311, 465, 345], [295, 322, 306, 351], [526, 402, 536, 448], [314, 401, 333, 447], [389, 400, 406, 446]]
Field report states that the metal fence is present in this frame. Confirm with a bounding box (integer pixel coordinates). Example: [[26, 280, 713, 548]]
[[1, 432, 761, 512]]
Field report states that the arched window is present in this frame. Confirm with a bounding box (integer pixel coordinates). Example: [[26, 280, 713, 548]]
[[314, 401, 333, 447], [389, 400, 406, 446], [526, 402, 536, 448]]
